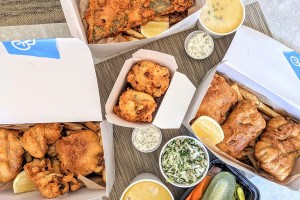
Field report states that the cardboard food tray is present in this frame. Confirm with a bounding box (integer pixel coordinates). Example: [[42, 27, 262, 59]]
[[60, 0, 206, 63], [0, 38, 115, 199], [105, 49, 196, 129], [179, 159, 260, 200], [183, 26, 300, 191]]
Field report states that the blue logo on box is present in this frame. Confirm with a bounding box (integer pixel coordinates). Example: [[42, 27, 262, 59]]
[[2, 39, 60, 59], [283, 51, 300, 80]]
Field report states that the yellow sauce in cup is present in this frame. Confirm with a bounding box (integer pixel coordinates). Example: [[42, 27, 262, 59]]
[[122, 181, 172, 200], [200, 0, 244, 33]]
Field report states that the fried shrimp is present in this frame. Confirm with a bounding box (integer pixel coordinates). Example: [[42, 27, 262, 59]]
[[21, 123, 63, 158], [0, 128, 24, 183], [127, 60, 170, 97], [114, 89, 157, 122]]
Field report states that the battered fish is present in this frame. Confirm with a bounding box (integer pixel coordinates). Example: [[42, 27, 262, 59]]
[[127, 60, 170, 97], [56, 130, 104, 176], [0, 128, 24, 183], [21, 123, 63, 158], [114, 88, 157, 122], [217, 100, 266, 158], [86, 0, 193, 43], [196, 74, 238, 124], [255, 117, 300, 181]]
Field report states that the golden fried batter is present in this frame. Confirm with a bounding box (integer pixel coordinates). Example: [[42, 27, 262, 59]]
[[255, 117, 300, 181], [86, 0, 193, 43], [0, 129, 24, 183], [56, 130, 104, 176], [24, 158, 81, 199], [21, 123, 62, 158], [127, 60, 170, 97], [217, 100, 266, 158], [114, 88, 157, 122], [196, 74, 238, 124]]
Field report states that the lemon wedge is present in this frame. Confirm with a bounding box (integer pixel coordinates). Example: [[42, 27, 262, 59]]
[[13, 170, 37, 194], [141, 21, 169, 38], [191, 116, 224, 145]]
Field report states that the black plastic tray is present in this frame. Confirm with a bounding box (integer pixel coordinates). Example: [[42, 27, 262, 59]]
[[179, 159, 260, 200]]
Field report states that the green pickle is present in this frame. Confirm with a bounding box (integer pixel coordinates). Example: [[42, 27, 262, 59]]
[[202, 172, 236, 200]]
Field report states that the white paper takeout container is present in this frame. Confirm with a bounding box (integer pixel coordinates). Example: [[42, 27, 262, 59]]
[[0, 38, 115, 199], [105, 49, 196, 129], [60, 0, 207, 63], [183, 26, 300, 191]]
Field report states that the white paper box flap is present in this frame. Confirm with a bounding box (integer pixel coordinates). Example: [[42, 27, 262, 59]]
[[153, 72, 196, 128], [0, 38, 102, 124], [223, 25, 300, 119]]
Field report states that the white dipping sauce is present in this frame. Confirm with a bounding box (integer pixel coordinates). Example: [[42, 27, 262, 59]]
[[186, 32, 214, 59], [132, 126, 162, 152]]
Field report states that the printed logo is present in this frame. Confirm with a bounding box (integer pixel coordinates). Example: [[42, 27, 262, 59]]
[[2, 38, 60, 59], [283, 51, 300, 80], [11, 39, 36, 51]]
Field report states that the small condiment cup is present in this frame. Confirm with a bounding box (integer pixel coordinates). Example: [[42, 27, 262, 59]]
[[184, 31, 214, 60], [120, 173, 174, 200], [131, 125, 162, 153], [197, 0, 246, 38], [159, 135, 210, 188]]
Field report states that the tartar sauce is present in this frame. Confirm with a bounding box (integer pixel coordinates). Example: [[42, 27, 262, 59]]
[[186, 32, 214, 59], [132, 126, 162, 152]]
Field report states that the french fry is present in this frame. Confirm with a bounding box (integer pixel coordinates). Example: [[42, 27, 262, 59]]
[[238, 86, 281, 118], [102, 168, 106, 183], [106, 37, 116, 43], [247, 154, 260, 170], [123, 35, 140, 41], [153, 15, 169, 22], [63, 122, 86, 131], [125, 29, 145, 39], [83, 122, 100, 132], [231, 84, 243, 101], [248, 139, 257, 147]]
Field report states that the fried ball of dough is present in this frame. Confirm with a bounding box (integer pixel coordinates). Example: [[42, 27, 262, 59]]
[[21, 123, 62, 158], [56, 130, 104, 176], [127, 60, 170, 97], [114, 89, 157, 122], [0, 129, 24, 183]]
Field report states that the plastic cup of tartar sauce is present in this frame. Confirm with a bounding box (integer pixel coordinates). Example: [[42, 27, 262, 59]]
[[132, 125, 162, 153], [184, 31, 214, 60]]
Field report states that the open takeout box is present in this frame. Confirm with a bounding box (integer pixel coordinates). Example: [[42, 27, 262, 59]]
[[183, 26, 300, 191], [0, 38, 115, 199], [60, 0, 206, 63], [105, 49, 196, 129]]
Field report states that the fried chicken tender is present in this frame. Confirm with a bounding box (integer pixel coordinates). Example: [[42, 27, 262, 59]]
[[86, 0, 193, 43], [0, 129, 24, 183], [217, 100, 266, 158], [196, 74, 238, 124], [56, 130, 104, 176], [127, 60, 170, 97], [21, 123, 63, 158], [114, 89, 157, 122], [24, 158, 81, 199], [255, 117, 300, 181]]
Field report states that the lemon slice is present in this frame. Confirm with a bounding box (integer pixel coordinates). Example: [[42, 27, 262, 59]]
[[191, 116, 224, 145], [141, 21, 169, 38], [13, 170, 37, 194]]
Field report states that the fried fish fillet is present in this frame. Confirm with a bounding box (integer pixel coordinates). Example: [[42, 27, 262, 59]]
[[86, 0, 193, 43], [217, 100, 266, 158], [24, 158, 81, 198], [0, 128, 24, 183], [21, 123, 63, 158], [255, 117, 300, 181], [127, 60, 170, 97], [196, 74, 238, 124], [56, 130, 104, 176], [114, 88, 157, 122]]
